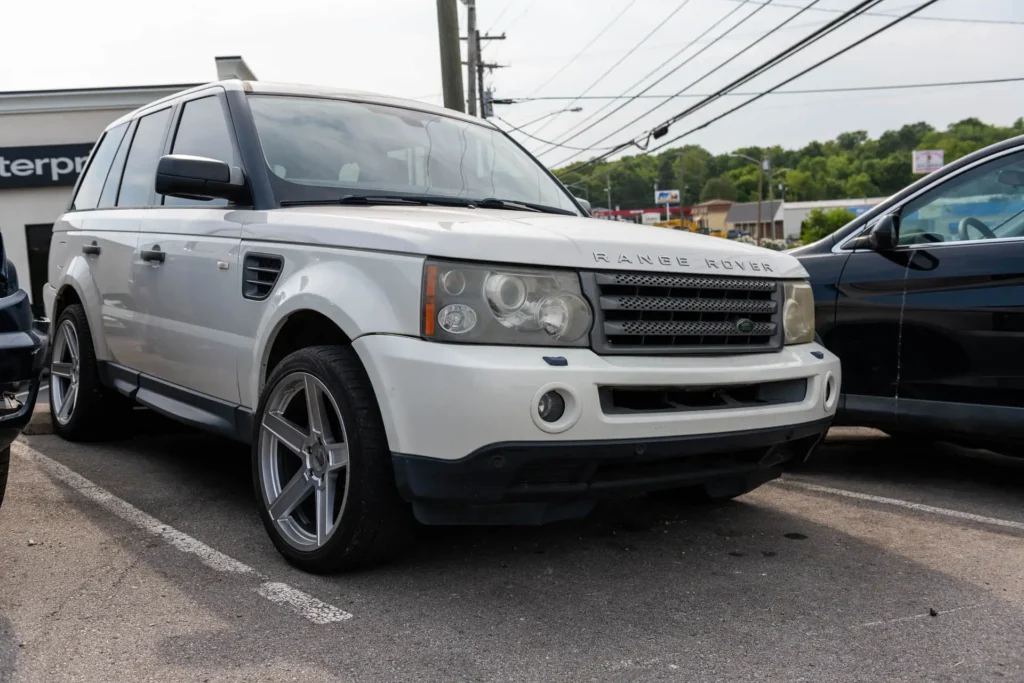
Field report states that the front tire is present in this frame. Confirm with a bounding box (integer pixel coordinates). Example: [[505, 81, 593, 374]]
[[49, 304, 126, 441], [253, 345, 410, 573]]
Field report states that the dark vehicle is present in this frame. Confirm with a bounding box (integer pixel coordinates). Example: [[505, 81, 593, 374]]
[[790, 135, 1024, 452], [0, 234, 46, 508]]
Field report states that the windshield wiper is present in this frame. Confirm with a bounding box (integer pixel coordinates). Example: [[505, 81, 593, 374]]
[[280, 194, 577, 216], [280, 194, 431, 207], [471, 197, 541, 213], [471, 197, 577, 216]]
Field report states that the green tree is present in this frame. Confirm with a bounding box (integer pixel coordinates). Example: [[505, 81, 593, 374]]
[[553, 117, 1022, 211], [700, 176, 737, 201], [801, 208, 856, 244]]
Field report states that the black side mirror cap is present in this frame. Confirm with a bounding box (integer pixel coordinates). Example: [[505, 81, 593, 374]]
[[155, 154, 248, 203], [842, 213, 899, 251]]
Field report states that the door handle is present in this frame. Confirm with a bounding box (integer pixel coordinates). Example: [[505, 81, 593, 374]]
[[82, 241, 101, 256], [141, 246, 165, 263]]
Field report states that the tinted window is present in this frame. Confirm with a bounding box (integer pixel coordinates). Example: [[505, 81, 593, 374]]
[[71, 122, 128, 211], [247, 95, 579, 214], [117, 108, 172, 207], [164, 96, 235, 207], [98, 121, 134, 209], [899, 150, 1024, 245]]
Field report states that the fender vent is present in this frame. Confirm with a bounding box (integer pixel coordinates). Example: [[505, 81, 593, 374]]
[[243, 253, 283, 300]]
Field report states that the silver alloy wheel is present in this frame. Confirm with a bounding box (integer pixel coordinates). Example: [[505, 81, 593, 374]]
[[258, 372, 351, 551], [50, 320, 81, 426]]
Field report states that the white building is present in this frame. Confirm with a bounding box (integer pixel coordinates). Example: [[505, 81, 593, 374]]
[[782, 197, 888, 241], [0, 56, 253, 318]]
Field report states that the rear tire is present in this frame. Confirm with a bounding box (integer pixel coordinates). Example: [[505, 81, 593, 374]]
[[0, 447, 9, 510], [49, 304, 127, 441], [253, 345, 410, 573]]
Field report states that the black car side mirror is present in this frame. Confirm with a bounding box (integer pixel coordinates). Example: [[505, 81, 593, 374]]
[[843, 214, 899, 251], [155, 154, 248, 203]]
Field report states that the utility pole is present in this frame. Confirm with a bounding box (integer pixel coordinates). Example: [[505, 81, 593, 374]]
[[437, 0, 465, 112], [477, 43, 487, 116], [678, 154, 685, 227], [765, 156, 774, 239], [606, 176, 612, 214], [463, 0, 477, 116], [756, 160, 764, 242], [461, 30, 505, 118]]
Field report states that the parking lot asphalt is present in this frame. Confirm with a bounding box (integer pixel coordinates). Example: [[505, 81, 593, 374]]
[[1, 415, 1023, 683]]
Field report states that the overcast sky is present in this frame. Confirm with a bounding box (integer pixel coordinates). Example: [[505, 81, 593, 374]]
[[6, 0, 1023, 165]]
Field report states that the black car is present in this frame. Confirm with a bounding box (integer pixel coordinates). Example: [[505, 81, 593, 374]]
[[790, 135, 1024, 452], [0, 234, 47, 507]]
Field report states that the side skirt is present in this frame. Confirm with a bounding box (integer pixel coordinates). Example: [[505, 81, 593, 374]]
[[98, 362, 254, 444]]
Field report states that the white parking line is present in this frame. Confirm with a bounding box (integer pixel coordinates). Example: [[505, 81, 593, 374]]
[[777, 479, 1024, 532], [21, 443, 352, 624]]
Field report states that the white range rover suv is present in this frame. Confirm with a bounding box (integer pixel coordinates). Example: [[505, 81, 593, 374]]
[[44, 80, 841, 572]]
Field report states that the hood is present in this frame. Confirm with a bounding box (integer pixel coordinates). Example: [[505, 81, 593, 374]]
[[241, 205, 807, 279]]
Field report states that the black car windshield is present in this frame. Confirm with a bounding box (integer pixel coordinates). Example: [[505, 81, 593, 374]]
[[247, 95, 580, 214]]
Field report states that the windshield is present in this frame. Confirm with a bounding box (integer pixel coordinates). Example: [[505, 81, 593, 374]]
[[246, 95, 580, 214]]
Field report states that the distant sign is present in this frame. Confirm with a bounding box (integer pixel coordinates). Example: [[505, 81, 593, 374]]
[[912, 149, 944, 174], [655, 189, 680, 204], [0, 143, 94, 190]]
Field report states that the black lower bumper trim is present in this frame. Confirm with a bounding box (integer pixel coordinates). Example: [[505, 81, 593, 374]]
[[392, 418, 831, 523]]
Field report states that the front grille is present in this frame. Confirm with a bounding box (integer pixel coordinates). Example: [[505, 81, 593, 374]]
[[599, 378, 808, 415], [582, 271, 783, 355]]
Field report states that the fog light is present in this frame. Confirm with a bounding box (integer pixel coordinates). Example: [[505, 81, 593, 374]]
[[537, 390, 565, 423]]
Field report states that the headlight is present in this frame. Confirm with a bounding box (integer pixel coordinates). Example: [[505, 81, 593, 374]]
[[783, 281, 815, 345], [422, 259, 593, 346]]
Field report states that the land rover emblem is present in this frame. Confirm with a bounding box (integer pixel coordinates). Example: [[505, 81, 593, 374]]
[[735, 318, 755, 334]]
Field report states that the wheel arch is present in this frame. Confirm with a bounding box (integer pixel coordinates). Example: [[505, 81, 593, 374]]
[[51, 261, 110, 360], [242, 255, 422, 410], [248, 298, 360, 409]]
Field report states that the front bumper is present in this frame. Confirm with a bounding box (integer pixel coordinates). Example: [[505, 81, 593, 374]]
[[354, 335, 841, 460], [393, 419, 830, 524], [0, 290, 47, 448], [355, 336, 839, 525]]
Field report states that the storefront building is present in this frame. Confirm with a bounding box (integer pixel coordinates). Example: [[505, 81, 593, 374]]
[[0, 56, 253, 317]]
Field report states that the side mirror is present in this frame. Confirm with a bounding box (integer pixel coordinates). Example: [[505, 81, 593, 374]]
[[843, 213, 899, 251], [575, 197, 591, 215], [155, 154, 248, 203]]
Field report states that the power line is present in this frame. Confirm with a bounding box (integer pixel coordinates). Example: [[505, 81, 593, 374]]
[[504, 76, 1024, 101], [481, 0, 538, 54], [536, 0, 762, 157], [500, 0, 539, 32], [641, 0, 944, 157], [555, 0, 889, 170], [494, 117, 623, 150], [724, 0, 1024, 25], [483, 0, 514, 33], [549, 0, 825, 166], [530, 0, 698, 137], [527, 0, 641, 97]]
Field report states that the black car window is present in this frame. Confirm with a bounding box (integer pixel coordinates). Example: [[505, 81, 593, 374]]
[[98, 121, 134, 209], [70, 122, 128, 211], [117, 107, 172, 208], [163, 96, 235, 207], [899, 150, 1024, 245]]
